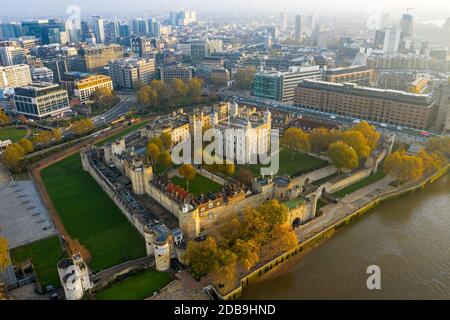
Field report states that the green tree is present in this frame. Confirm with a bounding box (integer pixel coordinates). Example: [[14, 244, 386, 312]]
[[158, 151, 172, 169], [187, 78, 203, 102], [160, 132, 172, 150], [234, 67, 257, 90], [150, 136, 163, 150], [178, 164, 196, 192], [328, 141, 359, 172]]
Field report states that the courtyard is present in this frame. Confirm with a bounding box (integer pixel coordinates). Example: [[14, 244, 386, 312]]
[[171, 174, 223, 197]]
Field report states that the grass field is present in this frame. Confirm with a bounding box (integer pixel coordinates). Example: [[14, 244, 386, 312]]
[[95, 269, 172, 300], [10, 236, 66, 289], [0, 127, 27, 143], [246, 148, 328, 178], [41, 153, 146, 271], [96, 120, 150, 147], [171, 174, 222, 196], [333, 171, 387, 198]]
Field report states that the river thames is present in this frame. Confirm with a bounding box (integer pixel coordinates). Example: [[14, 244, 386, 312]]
[[242, 174, 450, 300]]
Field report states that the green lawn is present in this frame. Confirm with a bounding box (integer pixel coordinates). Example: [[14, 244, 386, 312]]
[[95, 269, 172, 300], [0, 127, 27, 143], [171, 175, 222, 197], [96, 120, 150, 147], [41, 153, 146, 271], [333, 171, 387, 198], [10, 236, 66, 289], [246, 148, 328, 178]]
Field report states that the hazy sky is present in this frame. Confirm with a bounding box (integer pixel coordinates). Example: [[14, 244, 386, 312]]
[[1, 0, 449, 19]]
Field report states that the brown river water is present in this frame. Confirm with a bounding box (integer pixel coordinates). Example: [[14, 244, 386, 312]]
[[242, 174, 450, 300]]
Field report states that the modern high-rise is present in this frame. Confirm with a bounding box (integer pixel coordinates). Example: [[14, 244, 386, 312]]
[[0, 64, 32, 89], [253, 66, 322, 103], [132, 18, 149, 36], [294, 15, 303, 42], [400, 13, 414, 38], [0, 46, 26, 66], [294, 80, 437, 130], [42, 57, 68, 82], [109, 57, 156, 91], [169, 11, 197, 26], [374, 28, 401, 54], [0, 23, 22, 40], [13, 83, 70, 118], [279, 13, 287, 32], [21, 19, 67, 45], [92, 16, 105, 44]]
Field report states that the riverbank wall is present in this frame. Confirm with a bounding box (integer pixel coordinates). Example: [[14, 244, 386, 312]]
[[214, 164, 450, 300]]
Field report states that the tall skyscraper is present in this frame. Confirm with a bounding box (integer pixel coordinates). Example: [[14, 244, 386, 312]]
[[0, 23, 22, 40], [305, 15, 316, 29], [400, 13, 414, 38], [92, 16, 105, 44], [294, 15, 303, 42], [132, 18, 149, 36], [279, 13, 287, 32]]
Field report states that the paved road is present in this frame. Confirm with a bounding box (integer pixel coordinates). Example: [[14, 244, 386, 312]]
[[92, 95, 137, 128]]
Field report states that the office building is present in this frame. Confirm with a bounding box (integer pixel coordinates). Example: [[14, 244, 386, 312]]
[[169, 11, 197, 26], [132, 18, 149, 36], [0, 64, 32, 89], [130, 35, 154, 58], [31, 67, 54, 82], [400, 13, 414, 38], [67, 44, 123, 73], [324, 65, 376, 86], [21, 19, 67, 45], [42, 57, 68, 82], [14, 82, 70, 118], [294, 80, 437, 130], [374, 28, 401, 54], [367, 53, 431, 71], [0, 23, 22, 40], [0, 46, 26, 66], [294, 15, 303, 42], [61, 73, 113, 103], [158, 65, 193, 84], [109, 57, 155, 91], [253, 65, 322, 103], [92, 16, 105, 44], [279, 13, 287, 32]]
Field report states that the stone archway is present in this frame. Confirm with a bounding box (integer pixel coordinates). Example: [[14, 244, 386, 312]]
[[292, 217, 302, 230]]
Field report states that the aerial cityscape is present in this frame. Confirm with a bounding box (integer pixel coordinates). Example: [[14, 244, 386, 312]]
[[0, 0, 450, 305]]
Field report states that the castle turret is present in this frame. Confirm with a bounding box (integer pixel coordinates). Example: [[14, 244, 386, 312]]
[[154, 234, 171, 272], [57, 253, 91, 300]]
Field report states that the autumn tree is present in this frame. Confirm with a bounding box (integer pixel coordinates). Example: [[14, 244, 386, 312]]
[[149, 136, 163, 150], [18, 138, 33, 154], [172, 79, 188, 98], [2, 143, 25, 172], [271, 224, 298, 254], [384, 150, 424, 185], [425, 136, 450, 158], [214, 248, 238, 288], [178, 164, 196, 191], [146, 143, 160, 164], [71, 119, 94, 136], [186, 78, 203, 102], [254, 199, 289, 227], [282, 127, 311, 157], [352, 121, 381, 151], [184, 237, 220, 278], [236, 168, 254, 185], [234, 67, 257, 90], [0, 237, 9, 272], [0, 109, 10, 126], [417, 149, 447, 175], [341, 130, 371, 160], [160, 132, 172, 150], [52, 128, 63, 142], [232, 239, 260, 272], [158, 151, 173, 169], [328, 141, 359, 173], [33, 130, 53, 145], [310, 127, 331, 154]]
